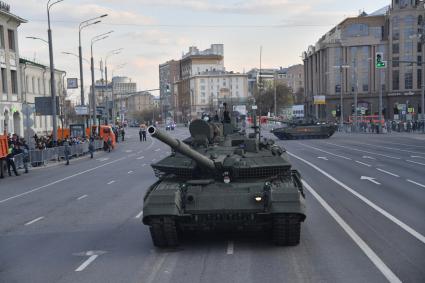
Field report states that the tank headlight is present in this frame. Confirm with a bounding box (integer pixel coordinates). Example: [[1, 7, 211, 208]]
[[254, 196, 262, 202]]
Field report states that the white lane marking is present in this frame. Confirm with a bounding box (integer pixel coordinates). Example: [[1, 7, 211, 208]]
[[379, 141, 425, 149], [287, 151, 425, 244], [360, 176, 381, 185], [154, 148, 160, 152], [226, 241, 234, 255], [96, 157, 109, 162], [137, 156, 145, 160], [362, 155, 376, 160], [77, 194, 88, 200], [302, 180, 402, 283], [135, 210, 144, 219], [411, 155, 425, 159], [125, 150, 133, 153], [300, 143, 351, 160], [376, 168, 399, 178], [107, 180, 115, 185], [128, 171, 133, 174], [355, 161, 372, 167], [75, 255, 99, 272], [317, 157, 328, 160], [25, 216, 44, 226], [325, 143, 401, 160], [0, 157, 126, 204], [407, 179, 425, 189], [142, 164, 147, 167], [353, 141, 425, 156], [406, 160, 425, 166]]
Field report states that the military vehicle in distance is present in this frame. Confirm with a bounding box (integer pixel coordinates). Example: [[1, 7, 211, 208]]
[[142, 119, 306, 248], [271, 118, 336, 140]]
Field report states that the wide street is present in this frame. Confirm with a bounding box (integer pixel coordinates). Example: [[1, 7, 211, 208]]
[[0, 127, 424, 283]]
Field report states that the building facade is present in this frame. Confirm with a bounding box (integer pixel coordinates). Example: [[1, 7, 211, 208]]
[[303, 1, 424, 121], [159, 60, 179, 121], [117, 91, 154, 122], [0, 2, 26, 136], [20, 58, 65, 139]]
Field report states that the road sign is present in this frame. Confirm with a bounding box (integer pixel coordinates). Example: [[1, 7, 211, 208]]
[[75, 105, 89, 115], [67, 78, 78, 89]]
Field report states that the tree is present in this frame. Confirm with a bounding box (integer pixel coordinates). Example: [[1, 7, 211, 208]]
[[254, 83, 293, 116]]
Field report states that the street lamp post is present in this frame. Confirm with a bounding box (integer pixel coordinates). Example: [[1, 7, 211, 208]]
[[78, 14, 107, 107], [90, 31, 113, 127], [333, 64, 350, 130], [47, 0, 64, 144], [110, 63, 126, 124], [105, 48, 123, 124]]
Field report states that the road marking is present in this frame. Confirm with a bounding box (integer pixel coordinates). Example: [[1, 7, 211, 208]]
[[362, 156, 376, 160], [142, 163, 147, 167], [317, 157, 328, 160], [135, 210, 144, 219], [325, 143, 401, 160], [128, 171, 133, 174], [107, 180, 115, 185], [137, 156, 145, 160], [300, 144, 351, 160], [74, 251, 106, 272], [360, 176, 381, 185], [376, 168, 399, 178], [0, 157, 126, 205], [125, 150, 133, 153], [287, 151, 425, 244], [226, 241, 234, 255], [407, 179, 425, 189], [154, 148, 160, 152], [406, 160, 425, 166], [96, 157, 109, 162], [77, 194, 88, 200], [411, 155, 425, 159], [302, 180, 401, 283], [355, 161, 372, 167], [353, 141, 425, 156], [25, 216, 44, 226]]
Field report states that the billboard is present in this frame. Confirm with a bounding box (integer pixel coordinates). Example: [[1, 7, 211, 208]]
[[292, 105, 304, 118], [314, 95, 326, 105], [35, 97, 59, 116], [67, 78, 78, 89], [75, 105, 89, 115]]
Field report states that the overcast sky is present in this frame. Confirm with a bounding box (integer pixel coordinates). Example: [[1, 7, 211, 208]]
[[12, 0, 389, 102]]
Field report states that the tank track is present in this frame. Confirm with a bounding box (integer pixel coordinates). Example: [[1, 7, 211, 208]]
[[149, 217, 179, 248], [272, 214, 301, 246]]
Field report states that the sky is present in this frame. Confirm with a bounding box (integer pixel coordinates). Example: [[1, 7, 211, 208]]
[[11, 0, 389, 103]]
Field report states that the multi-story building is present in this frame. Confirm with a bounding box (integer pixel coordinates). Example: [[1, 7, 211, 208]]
[[20, 58, 65, 139], [117, 91, 154, 121], [286, 64, 304, 94], [159, 60, 179, 121], [112, 76, 137, 95], [0, 2, 26, 136], [303, 1, 424, 121]]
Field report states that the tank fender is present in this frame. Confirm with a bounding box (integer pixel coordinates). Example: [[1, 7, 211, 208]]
[[142, 184, 182, 225]]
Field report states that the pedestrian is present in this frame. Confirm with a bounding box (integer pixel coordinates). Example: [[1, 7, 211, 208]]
[[21, 140, 29, 173], [64, 139, 70, 165], [6, 145, 19, 176], [121, 128, 125, 142], [89, 137, 95, 159], [107, 137, 112, 152], [139, 127, 143, 142]]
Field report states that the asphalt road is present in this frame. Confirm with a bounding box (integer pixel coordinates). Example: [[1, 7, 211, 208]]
[[0, 127, 424, 283]]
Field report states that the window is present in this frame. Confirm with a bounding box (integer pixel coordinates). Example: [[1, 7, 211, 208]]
[[392, 28, 400, 40], [11, 70, 17, 94], [393, 43, 399, 54], [0, 26, 4, 48], [393, 57, 399, 67], [201, 92, 205, 97], [419, 15, 423, 26], [362, 84, 369, 92], [1, 68, 7, 93], [403, 27, 414, 38], [400, 0, 408, 8], [418, 42, 422, 53], [343, 23, 369, 37], [404, 15, 415, 25], [417, 69, 422, 89], [7, 29, 15, 51], [32, 77, 35, 94], [418, 55, 422, 66], [404, 70, 413, 89], [392, 70, 399, 90], [200, 85, 205, 90], [200, 79, 205, 83]]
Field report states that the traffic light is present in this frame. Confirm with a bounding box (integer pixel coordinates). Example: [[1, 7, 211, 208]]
[[336, 105, 341, 117], [375, 52, 386, 69]]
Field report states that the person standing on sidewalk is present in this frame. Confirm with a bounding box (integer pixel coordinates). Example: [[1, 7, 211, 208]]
[[64, 139, 70, 165], [121, 127, 125, 142], [6, 145, 19, 176], [89, 137, 95, 159]]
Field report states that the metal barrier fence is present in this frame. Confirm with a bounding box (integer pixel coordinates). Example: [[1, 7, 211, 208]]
[[12, 140, 105, 169]]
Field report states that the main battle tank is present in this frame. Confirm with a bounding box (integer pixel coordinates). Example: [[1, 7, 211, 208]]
[[142, 119, 306, 247], [271, 118, 336, 140]]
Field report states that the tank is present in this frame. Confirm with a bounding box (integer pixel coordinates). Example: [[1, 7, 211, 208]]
[[142, 119, 306, 248], [271, 118, 336, 140]]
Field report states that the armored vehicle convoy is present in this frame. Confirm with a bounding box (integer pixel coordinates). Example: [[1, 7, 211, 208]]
[[271, 118, 336, 140], [142, 119, 306, 248]]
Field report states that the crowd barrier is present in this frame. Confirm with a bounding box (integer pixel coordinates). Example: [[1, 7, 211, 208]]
[[12, 140, 104, 169]]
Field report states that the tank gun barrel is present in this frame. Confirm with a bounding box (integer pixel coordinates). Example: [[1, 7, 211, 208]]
[[148, 126, 216, 171]]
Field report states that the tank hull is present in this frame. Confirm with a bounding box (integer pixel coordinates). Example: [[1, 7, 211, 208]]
[[272, 125, 336, 140]]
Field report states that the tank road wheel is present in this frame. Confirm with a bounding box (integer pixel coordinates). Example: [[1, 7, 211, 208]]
[[272, 214, 301, 246], [149, 217, 179, 248]]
